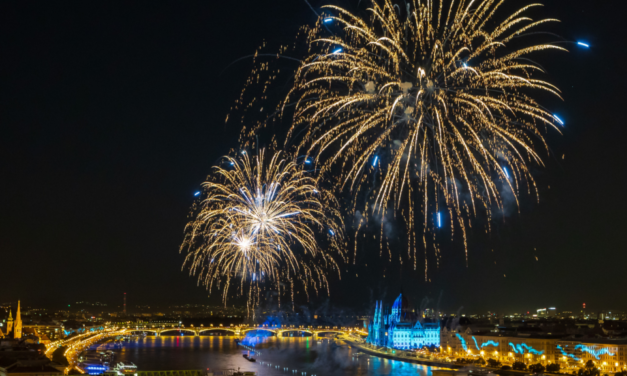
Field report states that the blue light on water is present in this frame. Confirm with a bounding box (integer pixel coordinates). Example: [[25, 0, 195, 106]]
[[553, 114, 565, 125], [332, 48, 343, 54], [324, 18, 333, 23], [194, 191, 201, 196], [372, 156, 378, 166], [577, 42, 590, 48]]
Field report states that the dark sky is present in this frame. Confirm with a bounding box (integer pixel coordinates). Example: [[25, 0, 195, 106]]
[[1, 0, 624, 314]]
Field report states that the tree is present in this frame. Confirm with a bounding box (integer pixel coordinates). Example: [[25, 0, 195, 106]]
[[487, 359, 502, 368], [529, 363, 546, 373], [513, 361, 528, 371], [52, 347, 69, 367], [614, 372, 627, 376], [578, 362, 600, 376], [475, 358, 486, 365], [546, 363, 561, 373]]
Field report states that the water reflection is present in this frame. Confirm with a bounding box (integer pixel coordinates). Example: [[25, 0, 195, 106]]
[[93, 336, 437, 376]]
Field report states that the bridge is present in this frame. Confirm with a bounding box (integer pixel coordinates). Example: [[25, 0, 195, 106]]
[[124, 326, 354, 338]]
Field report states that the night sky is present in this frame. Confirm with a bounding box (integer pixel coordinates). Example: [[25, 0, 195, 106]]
[[1, 0, 624, 314]]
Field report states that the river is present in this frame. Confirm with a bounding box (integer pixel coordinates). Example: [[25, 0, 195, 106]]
[[87, 335, 439, 376]]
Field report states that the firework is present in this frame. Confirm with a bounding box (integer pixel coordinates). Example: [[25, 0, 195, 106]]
[[180, 149, 345, 306], [284, 0, 565, 275]]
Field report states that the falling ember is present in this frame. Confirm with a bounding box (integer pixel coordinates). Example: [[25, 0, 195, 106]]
[[180, 149, 345, 305], [553, 115, 565, 125], [284, 0, 566, 278]]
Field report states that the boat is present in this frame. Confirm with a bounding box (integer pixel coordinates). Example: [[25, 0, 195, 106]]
[[242, 354, 256, 362], [113, 362, 138, 374]]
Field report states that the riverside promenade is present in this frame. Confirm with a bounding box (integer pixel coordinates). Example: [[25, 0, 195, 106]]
[[340, 336, 463, 369]]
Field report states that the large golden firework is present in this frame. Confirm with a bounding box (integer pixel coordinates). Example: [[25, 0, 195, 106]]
[[180, 149, 345, 306], [285, 0, 565, 276]]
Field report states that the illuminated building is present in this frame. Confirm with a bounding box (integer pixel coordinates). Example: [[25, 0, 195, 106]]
[[367, 293, 440, 350], [6, 310, 13, 336], [440, 328, 627, 373], [3, 301, 22, 340]]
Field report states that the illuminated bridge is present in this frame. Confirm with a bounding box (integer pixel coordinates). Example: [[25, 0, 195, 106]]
[[125, 326, 358, 338]]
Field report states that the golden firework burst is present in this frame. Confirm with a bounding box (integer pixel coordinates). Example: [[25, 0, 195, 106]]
[[284, 0, 566, 276], [180, 149, 345, 307]]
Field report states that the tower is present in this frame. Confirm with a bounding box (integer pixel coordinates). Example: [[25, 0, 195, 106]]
[[13, 301, 22, 339], [6, 309, 13, 335]]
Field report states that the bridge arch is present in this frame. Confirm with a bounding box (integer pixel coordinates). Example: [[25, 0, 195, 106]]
[[160, 328, 197, 336], [197, 328, 237, 335], [242, 328, 277, 334], [278, 329, 314, 337]]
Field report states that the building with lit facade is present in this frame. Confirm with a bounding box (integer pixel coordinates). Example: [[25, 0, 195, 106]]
[[440, 327, 627, 373], [367, 293, 440, 350], [0, 301, 22, 340]]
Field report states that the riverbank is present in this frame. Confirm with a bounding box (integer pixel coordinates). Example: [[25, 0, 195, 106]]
[[340, 338, 574, 376], [340, 337, 463, 369]]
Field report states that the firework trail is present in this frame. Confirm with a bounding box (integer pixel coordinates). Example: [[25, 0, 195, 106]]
[[284, 0, 566, 277], [180, 149, 345, 306]]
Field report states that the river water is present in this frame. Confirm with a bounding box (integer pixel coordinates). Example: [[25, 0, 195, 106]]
[[89, 335, 439, 376]]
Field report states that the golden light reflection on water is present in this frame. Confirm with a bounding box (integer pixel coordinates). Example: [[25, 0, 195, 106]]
[[94, 336, 437, 376]]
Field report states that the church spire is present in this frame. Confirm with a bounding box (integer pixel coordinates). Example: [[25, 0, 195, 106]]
[[6, 308, 13, 335], [13, 300, 22, 339]]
